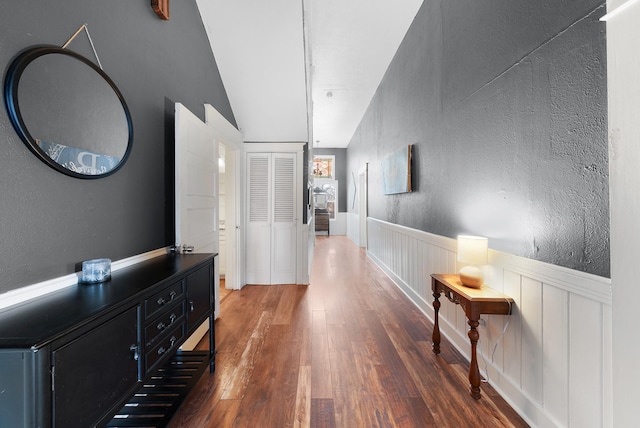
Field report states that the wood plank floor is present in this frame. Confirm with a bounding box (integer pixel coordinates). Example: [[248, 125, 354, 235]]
[[168, 236, 529, 428]]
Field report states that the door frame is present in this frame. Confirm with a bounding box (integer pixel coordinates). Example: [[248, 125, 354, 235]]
[[358, 163, 368, 248], [204, 105, 244, 291]]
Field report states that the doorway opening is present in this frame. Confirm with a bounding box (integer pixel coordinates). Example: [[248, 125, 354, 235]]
[[216, 131, 243, 292], [358, 163, 368, 248], [218, 141, 239, 297]]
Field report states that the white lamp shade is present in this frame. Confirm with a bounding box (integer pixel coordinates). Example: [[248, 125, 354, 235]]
[[457, 235, 488, 265]]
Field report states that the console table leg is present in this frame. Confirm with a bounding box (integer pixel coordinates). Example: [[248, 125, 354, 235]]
[[432, 291, 441, 355], [468, 318, 481, 399]]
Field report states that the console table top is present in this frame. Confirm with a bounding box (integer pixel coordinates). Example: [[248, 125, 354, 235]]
[[431, 273, 514, 303]]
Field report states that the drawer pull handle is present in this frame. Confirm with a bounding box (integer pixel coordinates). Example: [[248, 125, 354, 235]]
[[157, 347, 166, 355], [189, 300, 194, 312], [170, 291, 177, 300], [130, 344, 139, 361], [170, 313, 177, 323], [157, 322, 166, 331], [157, 297, 166, 306], [170, 336, 177, 347]]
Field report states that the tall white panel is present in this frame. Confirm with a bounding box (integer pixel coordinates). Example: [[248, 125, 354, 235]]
[[520, 277, 543, 404], [502, 270, 522, 383], [569, 294, 603, 427], [271, 153, 297, 284], [271, 224, 297, 283], [245, 225, 270, 283], [542, 284, 569, 426], [246, 153, 272, 284], [606, 3, 640, 425]]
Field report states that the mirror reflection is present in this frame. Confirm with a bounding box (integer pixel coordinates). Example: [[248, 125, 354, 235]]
[[4, 46, 133, 178]]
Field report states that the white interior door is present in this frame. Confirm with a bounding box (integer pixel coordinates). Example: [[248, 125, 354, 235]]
[[175, 103, 219, 319], [246, 154, 271, 284], [271, 153, 297, 284]]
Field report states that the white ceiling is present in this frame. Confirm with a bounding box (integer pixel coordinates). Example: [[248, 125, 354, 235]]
[[196, 0, 423, 148]]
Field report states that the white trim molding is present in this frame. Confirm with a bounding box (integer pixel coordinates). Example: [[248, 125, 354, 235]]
[[0, 248, 168, 311], [601, 0, 640, 21], [366, 217, 612, 428]]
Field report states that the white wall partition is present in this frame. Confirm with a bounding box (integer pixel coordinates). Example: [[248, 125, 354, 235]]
[[346, 212, 361, 246], [604, 1, 640, 425], [366, 217, 612, 428]]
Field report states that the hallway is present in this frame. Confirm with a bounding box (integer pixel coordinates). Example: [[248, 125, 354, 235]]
[[169, 236, 528, 427]]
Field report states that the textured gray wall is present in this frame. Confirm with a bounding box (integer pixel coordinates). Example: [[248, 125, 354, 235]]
[[313, 148, 347, 212], [0, 0, 235, 292], [347, 0, 609, 277]]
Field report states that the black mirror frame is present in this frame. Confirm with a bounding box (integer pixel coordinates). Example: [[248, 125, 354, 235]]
[[3, 45, 133, 179]]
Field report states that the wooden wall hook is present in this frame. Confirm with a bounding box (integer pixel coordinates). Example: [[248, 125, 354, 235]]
[[152, 0, 170, 20]]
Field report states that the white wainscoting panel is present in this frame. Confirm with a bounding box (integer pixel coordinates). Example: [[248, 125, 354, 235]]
[[366, 217, 612, 428], [328, 212, 347, 236], [347, 212, 361, 246]]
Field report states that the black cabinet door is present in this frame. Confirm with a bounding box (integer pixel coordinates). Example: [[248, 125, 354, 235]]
[[185, 264, 212, 333], [0, 351, 40, 427], [52, 306, 139, 427]]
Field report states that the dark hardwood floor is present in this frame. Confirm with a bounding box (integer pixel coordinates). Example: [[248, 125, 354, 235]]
[[169, 236, 528, 427]]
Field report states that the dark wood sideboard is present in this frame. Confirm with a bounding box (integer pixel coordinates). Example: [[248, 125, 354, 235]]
[[0, 253, 216, 427]]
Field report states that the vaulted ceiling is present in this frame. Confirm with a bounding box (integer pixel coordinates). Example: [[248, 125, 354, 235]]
[[196, 0, 423, 148]]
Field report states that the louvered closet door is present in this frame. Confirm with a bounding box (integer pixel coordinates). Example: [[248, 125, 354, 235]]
[[246, 152, 297, 285], [270, 153, 297, 284], [246, 154, 272, 284]]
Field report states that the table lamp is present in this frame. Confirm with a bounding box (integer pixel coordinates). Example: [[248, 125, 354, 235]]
[[457, 235, 488, 288]]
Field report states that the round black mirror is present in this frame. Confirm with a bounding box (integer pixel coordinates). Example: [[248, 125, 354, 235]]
[[4, 45, 133, 178]]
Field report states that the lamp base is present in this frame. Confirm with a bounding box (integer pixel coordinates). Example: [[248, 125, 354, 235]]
[[459, 265, 484, 288]]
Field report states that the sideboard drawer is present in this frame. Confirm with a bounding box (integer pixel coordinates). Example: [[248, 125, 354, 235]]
[[144, 301, 185, 348], [145, 280, 185, 320], [145, 323, 185, 373]]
